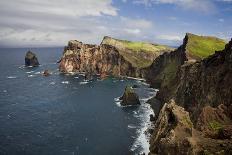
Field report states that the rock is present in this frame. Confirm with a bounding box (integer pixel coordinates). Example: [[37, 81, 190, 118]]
[[100, 72, 108, 80], [43, 70, 50, 76], [132, 84, 139, 88], [120, 86, 140, 106], [218, 125, 232, 139], [149, 100, 194, 155], [150, 114, 156, 122], [25, 51, 39, 67], [59, 37, 172, 77]]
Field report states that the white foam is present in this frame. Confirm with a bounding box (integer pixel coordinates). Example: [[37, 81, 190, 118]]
[[74, 77, 79, 79], [28, 75, 35, 77], [130, 103, 154, 154], [79, 81, 88, 85], [61, 81, 69, 84], [128, 124, 137, 129], [50, 82, 56, 85], [3, 90, 7, 93], [7, 76, 17, 79], [26, 71, 34, 74], [34, 72, 41, 75]]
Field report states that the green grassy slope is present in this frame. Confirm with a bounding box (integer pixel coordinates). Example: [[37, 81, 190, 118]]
[[101, 36, 173, 68], [186, 33, 226, 59]]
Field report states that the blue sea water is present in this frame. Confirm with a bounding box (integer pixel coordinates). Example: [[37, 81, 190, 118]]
[[0, 48, 157, 155]]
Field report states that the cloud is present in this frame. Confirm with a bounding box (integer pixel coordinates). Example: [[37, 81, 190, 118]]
[[133, 0, 216, 13], [219, 18, 225, 22], [0, 0, 156, 47], [157, 34, 182, 41]]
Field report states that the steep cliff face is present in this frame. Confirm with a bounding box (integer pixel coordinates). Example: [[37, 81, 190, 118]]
[[59, 40, 139, 77], [149, 39, 232, 154], [174, 39, 232, 124], [59, 37, 172, 77], [143, 36, 187, 89]]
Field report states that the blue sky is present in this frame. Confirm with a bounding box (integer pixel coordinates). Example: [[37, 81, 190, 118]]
[[0, 0, 231, 47]]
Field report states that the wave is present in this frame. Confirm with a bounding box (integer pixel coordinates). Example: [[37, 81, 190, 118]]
[[79, 81, 89, 85], [28, 75, 35, 77], [26, 71, 34, 74], [7, 76, 17, 79], [34, 72, 41, 75], [128, 124, 137, 129], [130, 103, 154, 154], [49, 82, 56, 85], [61, 81, 69, 84]]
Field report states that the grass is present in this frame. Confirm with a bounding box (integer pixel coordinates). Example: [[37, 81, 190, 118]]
[[209, 120, 223, 132], [183, 116, 193, 128], [186, 33, 226, 59], [124, 41, 170, 53], [102, 36, 173, 68]]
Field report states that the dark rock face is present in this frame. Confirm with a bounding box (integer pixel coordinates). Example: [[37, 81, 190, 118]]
[[43, 70, 50, 76], [25, 51, 39, 67], [150, 100, 194, 155], [120, 86, 140, 106]]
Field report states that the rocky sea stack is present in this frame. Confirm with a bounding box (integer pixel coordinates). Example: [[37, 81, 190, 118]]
[[120, 86, 140, 106], [25, 51, 39, 67]]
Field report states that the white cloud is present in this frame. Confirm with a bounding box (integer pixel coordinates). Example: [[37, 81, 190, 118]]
[[0, 0, 155, 47], [157, 34, 182, 41], [0, 0, 118, 17], [133, 0, 216, 13], [124, 28, 141, 34]]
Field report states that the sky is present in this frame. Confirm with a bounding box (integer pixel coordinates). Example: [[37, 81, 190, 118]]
[[0, 0, 231, 47]]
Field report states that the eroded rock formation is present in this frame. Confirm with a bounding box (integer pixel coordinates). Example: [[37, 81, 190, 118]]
[[59, 37, 172, 77], [25, 51, 39, 67], [120, 86, 140, 106]]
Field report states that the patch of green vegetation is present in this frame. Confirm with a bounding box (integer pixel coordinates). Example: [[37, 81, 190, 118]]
[[102, 36, 173, 68], [186, 33, 226, 59], [123, 41, 170, 53], [183, 116, 193, 128], [125, 86, 134, 94], [203, 150, 213, 155], [209, 121, 223, 132]]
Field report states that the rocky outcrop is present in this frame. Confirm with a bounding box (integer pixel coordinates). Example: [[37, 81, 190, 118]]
[[43, 70, 50, 76], [149, 100, 232, 155], [59, 40, 140, 77], [120, 86, 140, 106], [25, 51, 39, 67], [149, 100, 194, 155], [59, 37, 172, 77]]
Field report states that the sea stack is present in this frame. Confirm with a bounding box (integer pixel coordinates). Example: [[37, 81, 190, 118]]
[[25, 51, 39, 67], [120, 86, 140, 106]]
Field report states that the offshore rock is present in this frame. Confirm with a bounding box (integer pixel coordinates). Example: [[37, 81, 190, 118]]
[[120, 86, 140, 106], [25, 51, 39, 67]]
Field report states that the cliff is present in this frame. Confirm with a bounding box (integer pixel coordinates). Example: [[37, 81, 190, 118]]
[[59, 37, 172, 77], [184, 33, 226, 61], [149, 38, 232, 154]]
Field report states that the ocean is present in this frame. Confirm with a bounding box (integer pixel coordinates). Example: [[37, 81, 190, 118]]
[[0, 47, 157, 155]]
